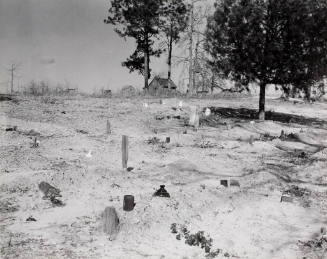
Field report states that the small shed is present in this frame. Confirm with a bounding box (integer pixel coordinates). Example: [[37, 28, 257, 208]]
[[103, 89, 112, 97], [65, 88, 77, 94], [120, 85, 137, 97], [148, 76, 179, 96]]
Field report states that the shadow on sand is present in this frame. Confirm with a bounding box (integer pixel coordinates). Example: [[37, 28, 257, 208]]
[[206, 107, 327, 128]]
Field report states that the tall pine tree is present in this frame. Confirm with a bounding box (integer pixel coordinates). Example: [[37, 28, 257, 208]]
[[104, 0, 164, 89], [206, 0, 327, 119], [161, 0, 189, 79]]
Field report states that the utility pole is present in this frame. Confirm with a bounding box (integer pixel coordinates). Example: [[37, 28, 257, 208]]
[[10, 64, 14, 94], [6, 63, 21, 94]]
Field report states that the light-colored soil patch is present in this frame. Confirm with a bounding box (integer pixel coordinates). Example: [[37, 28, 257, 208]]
[[1, 96, 326, 259]]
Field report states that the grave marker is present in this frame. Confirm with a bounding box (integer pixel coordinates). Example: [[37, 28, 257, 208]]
[[123, 195, 135, 211], [106, 120, 111, 134], [122, 135, 128, 169], [102, 206, 119, 236]]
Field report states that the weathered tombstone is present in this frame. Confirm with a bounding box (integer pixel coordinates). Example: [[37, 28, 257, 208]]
[[166, 137, 170, 143], [102, 206, 119, 236], [280, 130, 286, 139], [123, 195, 135, 211], [249, 135, 254, 145], [127, 167, 134, 172], [31, 137, 39, 148], [106, 120, 111, 134], [230, 179, 240, 187], [122, 135, 128, 169], [220, 180, 228, 187], [280, 195, 293, 203], [189, 106, 199, 128]]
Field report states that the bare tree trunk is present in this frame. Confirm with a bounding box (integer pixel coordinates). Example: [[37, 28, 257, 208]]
[[193, 34, 200, 92], [188, 5, 194, 96], [304, 84, 311, 101], [167, 27, 173, 80], [144, 48, 149, 90], [259, 82, 266, 120], [211, 75, 215, 94]]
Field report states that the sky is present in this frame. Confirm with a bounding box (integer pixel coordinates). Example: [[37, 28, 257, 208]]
[[0, 0, 194, 93]]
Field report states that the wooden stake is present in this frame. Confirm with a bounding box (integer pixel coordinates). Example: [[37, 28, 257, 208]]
[[106, 119, 111, 134], [122, 135, 128, 169]]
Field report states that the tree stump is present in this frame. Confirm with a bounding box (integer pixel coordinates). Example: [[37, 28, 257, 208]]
[[102, 206, 119, 236]]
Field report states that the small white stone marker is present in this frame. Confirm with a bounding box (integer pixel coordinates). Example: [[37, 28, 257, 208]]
[[250, 121, 255, 124], [178, 100, 183, 108], [143, 103, 148, 108], [86, 150, 92, 158], [205, 108, 211, 116]]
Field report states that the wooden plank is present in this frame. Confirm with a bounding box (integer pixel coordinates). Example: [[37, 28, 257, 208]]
[[122, 135, 128, 169]]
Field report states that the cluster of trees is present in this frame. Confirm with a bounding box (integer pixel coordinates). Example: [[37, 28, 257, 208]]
[[206, 0, 327, 119], [104, 0, 189, 90], [105, 0, 327, 120]]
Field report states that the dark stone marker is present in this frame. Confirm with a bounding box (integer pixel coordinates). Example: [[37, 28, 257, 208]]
[[123, 195, 135, 211], [166, 137, 170, 143], [26, 216, 37, 222], [5, 126, 17, 131], [220, 180, 228, 187], [230, 179, 240, 187], [280, 195, 293, 203], [154, 185, 170, 198]]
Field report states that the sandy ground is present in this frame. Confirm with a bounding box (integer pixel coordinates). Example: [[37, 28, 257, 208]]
[[0, 95, 327, 259]]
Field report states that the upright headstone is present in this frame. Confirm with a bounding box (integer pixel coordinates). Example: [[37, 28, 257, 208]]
[[102, 206, 119, 236], [189, 106, 197, 126], [123, 195, 135, 211], [249, 135, 254, 145], [106, 120, 111, 134], [220, 180, 228, 187], [122, 135, 128, 169]]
